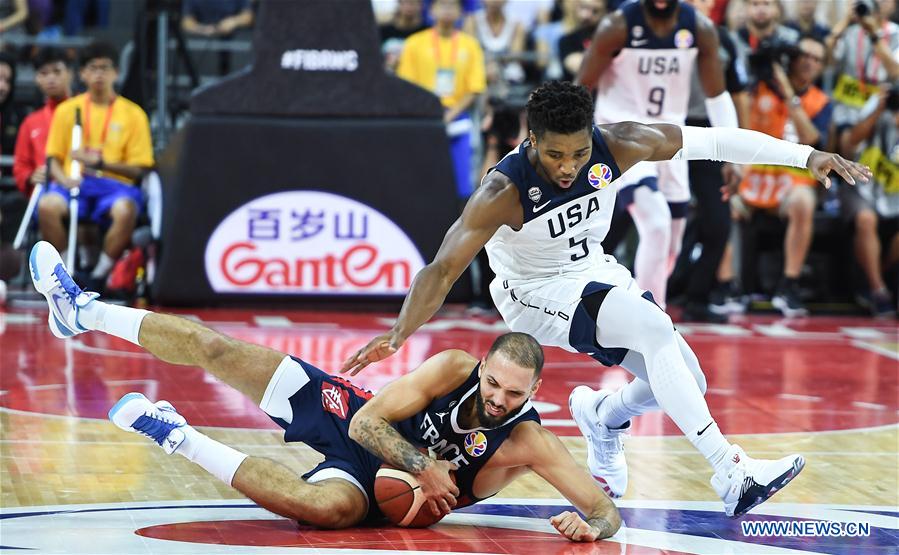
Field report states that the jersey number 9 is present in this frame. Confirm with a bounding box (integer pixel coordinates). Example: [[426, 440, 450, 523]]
[[647, 87, 666, 117]]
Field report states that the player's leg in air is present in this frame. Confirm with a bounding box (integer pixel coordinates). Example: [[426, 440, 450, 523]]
[[568, 284, 804, 517], [29, 241, 368, 528]]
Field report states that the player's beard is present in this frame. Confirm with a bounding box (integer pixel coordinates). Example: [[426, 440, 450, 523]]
[[474, 387, 522, 428], [645, 0, 678, 19]]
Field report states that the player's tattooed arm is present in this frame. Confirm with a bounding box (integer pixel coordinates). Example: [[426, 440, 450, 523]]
[[350, 415, 430, 473], [586, 516, 618, 540]]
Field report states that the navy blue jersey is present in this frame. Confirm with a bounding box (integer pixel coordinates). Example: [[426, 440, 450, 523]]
[[394, 363, 540, 505], [272, 357, 540, 520], [485, 126, 622, 280]]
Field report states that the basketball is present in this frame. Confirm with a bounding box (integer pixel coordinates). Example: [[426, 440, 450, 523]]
[[374, 465, 456, 528]]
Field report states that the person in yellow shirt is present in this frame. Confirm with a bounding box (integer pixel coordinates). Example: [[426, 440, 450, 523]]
[[397, 0, 486, 198], [36, 41, 154, 282]]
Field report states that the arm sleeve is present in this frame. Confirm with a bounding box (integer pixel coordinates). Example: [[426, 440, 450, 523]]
[[675, 125, 814, 168]]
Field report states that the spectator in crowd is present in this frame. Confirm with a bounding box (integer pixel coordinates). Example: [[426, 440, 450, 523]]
[[838, 85, 899, 317], [557, 0, 603, 82], [732, 36, 832, 317], [182, 0, 254, 75], [397, 0, 486, 199], [0, 0, 28, 39], [380, 0, 426, 73], [182, 0, 254, 38], [533, 0, 578, 80], [421, 0, 479, 27], [733, 0, 800, 83], [13, 47, 71, 198], [36, 42, 154, 284], [503, 0, 555, 33], [785, 0, 830, 42], [827, 0, 899, 155], [63, 0, 107, 36], [0, 52, 25, 157], [675, 0, 750, 322]]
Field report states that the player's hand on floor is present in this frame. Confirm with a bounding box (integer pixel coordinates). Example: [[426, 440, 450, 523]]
[[807, 151, 872, 188], [417, 459, 459, 516], [550, 511, 601, 542], [340, 333, 402, 375]]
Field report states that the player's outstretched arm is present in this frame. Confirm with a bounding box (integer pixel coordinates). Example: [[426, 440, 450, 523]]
[[349, 350, 473, 516], [602, 123, 873, 188], [575, 11, 627, 90], [515, 424, 621, 541], [340, 175, 519, 375]]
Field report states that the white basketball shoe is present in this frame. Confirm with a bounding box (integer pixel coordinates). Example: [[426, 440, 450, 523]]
[[109, 392, 187, 455], [569, 386, 629, 498], [29, 241, 99, 338], [712, 444, 805, 517]]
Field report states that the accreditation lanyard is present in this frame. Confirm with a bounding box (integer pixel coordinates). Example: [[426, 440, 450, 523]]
[[433, 29, 459, 98], [83, 95, 117, 147]]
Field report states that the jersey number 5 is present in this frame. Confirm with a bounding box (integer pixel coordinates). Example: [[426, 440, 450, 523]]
[[569, 237, 589, 261], [647, 87, 666, 117]]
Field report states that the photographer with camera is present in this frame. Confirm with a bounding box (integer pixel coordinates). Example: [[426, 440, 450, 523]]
[[733, 0, 800, 84], [836, 85, 899, 317], [733, 36, 832, 317], [826, 0, 898, 153]]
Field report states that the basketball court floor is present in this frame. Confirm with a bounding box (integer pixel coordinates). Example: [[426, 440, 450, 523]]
[[1, 304, 897, 554]]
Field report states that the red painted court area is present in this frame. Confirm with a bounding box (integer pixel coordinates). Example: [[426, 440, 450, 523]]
[[1, 308, 896, 436]]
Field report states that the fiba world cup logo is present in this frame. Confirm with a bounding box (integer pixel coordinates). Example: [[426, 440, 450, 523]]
[[464, 431, 488, 457], [587, 164, 612, 189]]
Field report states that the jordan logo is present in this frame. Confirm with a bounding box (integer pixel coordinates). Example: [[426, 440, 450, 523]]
[[435, 411, 448, 424], [166, 437, 178, 449]]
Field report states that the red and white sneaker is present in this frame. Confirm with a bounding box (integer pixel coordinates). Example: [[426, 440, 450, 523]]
[[711, 444, 805, 517], [569, 386, 629, 498]]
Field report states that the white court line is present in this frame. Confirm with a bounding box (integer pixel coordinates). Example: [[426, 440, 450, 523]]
[[851, 340, 899, 361], [778, 393, 822, 402], [853, 401, 887, 411]]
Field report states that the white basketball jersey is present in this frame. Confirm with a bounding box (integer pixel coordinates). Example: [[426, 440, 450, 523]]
[[485, 127, 623, 282], [594, 2, 699, 125]]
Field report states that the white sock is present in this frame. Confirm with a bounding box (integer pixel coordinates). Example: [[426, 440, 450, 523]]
[[597, 381, 651, 429], [177, 425, 249, 486], [78, 300, 149, 346], [91, 252, 115, 279], [695, 422, 731, 474]]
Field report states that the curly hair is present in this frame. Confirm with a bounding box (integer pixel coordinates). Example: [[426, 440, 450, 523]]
[[526, 81, 594, 139]]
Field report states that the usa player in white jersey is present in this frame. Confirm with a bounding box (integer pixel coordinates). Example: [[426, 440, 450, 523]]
[[577, 0, 741, 308], [344, 82, 870, 517]]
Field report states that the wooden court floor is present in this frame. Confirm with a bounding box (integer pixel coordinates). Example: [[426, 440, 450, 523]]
[[1, 306, 897, 554]]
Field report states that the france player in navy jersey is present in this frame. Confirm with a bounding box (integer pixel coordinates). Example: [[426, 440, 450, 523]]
[[30, 240, 620, 540], [344, 81, 870, 517]]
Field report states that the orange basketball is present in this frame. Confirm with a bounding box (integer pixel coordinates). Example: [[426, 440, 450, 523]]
[[374, 465, 456, 528]]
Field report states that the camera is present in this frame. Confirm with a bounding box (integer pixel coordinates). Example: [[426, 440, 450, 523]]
[[886, 84, 899, 112], [748, 37, 800, 86], [854, 0, 876, 17]]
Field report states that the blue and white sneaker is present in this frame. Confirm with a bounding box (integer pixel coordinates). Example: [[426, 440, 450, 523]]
[[29, 241, 99, 338], [711, 444, 805, 517], [108, 392, 187, 455]]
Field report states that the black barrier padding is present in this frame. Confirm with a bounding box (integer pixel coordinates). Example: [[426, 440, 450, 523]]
[[153, 116, 469, 305], [190, 0, 442, 118]]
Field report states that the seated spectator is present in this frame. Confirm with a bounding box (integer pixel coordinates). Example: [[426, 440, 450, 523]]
[[785, 0, 830, 42], [557, 0, 603, 82], [0, 0, 28, 40], [397, 0, 485, 199], [36, 42, 154, 285], [732, 36, 832, 317], [838, 85, 899, 317], [827, 0, 899, 156], [13, 47, 72, 198], [380, 0, 426, 73], [181, 0, 254, 38]]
